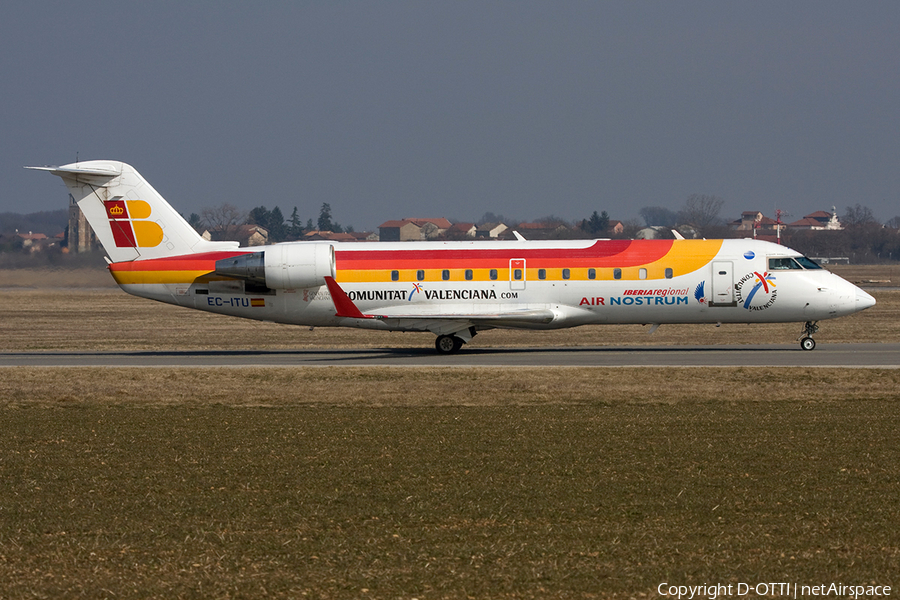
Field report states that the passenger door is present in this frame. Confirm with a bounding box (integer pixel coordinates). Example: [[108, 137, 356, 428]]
[[710, 261, 736, 307]]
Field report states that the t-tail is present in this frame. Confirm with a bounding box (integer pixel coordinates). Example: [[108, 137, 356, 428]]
[[27, 160, 237, 262]]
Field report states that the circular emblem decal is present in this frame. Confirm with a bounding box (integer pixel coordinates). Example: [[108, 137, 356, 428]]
[[735, 271, 777, 311], [743, 250, 755, 260]]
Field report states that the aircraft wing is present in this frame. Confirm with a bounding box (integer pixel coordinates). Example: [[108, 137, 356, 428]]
[[324, 276, 555, 336]]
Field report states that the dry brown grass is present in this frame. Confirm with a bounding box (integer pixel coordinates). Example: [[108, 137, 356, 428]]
[[3, 366, 900, 408]]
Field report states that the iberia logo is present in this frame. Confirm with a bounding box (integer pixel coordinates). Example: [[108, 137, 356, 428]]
[[103, 199, 164, 248], [735, 271, 777, 311]]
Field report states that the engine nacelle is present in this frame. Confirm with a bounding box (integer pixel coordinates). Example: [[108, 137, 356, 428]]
[[214, 243, 335, 290]]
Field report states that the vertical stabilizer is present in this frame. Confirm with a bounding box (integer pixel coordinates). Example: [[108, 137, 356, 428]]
[[28, 160, 238, 262]]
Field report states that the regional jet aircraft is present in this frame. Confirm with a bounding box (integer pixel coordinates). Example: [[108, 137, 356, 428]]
[[30, 161, 876, 354]]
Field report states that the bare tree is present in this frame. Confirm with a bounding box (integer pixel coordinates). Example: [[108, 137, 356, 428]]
[[678, 194, 724, 237], [842, 204, 878, 228], [201, 203, 246, 241]]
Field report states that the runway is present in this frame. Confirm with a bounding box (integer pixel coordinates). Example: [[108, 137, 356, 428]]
[[2, 343, 899, 368]]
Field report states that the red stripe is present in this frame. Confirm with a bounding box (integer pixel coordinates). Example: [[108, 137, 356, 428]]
[[336, 240, 674, 270], [109, 251, 251, 272]]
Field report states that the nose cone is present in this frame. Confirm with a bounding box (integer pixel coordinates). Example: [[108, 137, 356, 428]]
[[856, 288, 876, 311]]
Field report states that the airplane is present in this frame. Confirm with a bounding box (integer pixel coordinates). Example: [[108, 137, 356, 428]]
[[29, 160, 876, 354]]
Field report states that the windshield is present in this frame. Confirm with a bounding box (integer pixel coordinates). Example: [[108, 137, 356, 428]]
[[768, 256, 824, 270], [795, 256, 823, 269]]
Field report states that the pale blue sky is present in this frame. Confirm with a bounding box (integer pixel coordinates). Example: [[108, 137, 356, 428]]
[[5, 1, 899, 230]]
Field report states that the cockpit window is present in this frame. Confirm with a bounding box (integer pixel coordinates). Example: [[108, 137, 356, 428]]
[[795, 256, 823, 269], [768, 257, 803, 270], [769, 256, 824, 270]]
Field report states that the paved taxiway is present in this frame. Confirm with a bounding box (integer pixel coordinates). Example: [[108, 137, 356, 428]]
[[2, 343, 899, 367]]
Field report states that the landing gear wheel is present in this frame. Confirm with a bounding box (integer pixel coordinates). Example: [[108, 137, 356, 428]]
[[435, 334, 464, 355], [798, 321, 819, 351]]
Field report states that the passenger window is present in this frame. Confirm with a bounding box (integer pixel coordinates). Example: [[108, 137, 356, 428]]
[[442, 269, 450, 281], [562, 268, 570, 280], [639, 268, 647, 280], [465, 269, 473, 281], [490, 269, 498, 281], [391, 270, 399, 281], [588, 268, 596, 280], [613, 268, 622, 280], [538, 269, 546, 280], [417, 269, 425, 281], [665, 268, 673, 279], [513, 269, 522, 281]]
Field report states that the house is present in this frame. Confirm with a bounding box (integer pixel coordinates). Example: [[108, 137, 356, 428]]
[[476, 222, 508, 239], [607, 220, 625, 235], [445, 222, 477, 239], [787, 209, 842, 231], [7, 232, 55, 252], [202, 224, 269, 246], [378, 218, 452, 241], [510, 221, 570, 239], [303, 231, 357, 242]]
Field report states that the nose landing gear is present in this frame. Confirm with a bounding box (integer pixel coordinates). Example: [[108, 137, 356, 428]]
[[799, 321, 819, 351]]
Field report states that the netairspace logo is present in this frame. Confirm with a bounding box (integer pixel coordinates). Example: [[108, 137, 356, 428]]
[[657, 582, 892, 600]]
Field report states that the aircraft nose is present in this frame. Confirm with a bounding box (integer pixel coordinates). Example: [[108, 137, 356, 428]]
[[856, 288, 876, 311]]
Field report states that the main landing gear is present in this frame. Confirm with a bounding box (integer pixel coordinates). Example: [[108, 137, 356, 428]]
[[435, 334, 465, 355], [799, 321, 819, 351]]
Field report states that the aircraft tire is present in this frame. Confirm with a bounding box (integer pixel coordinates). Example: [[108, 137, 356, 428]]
[[800, 337, 816, 351], [435, 335, 463, 355]]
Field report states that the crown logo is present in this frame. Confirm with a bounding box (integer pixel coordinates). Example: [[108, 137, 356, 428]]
[[109, 205, 125, 216]]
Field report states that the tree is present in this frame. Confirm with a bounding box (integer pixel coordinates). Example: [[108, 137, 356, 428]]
[[886, 216, 900, 230], [247, 205, 287, 242], [288, 206, 303, 239], [200, 203, 245, 240], [583, 210, 609, 236], [268, 206, 286, 242], [639, 206, 678, 228], [678, 194, 724, 237], [318, 203, 334, 232], [842, 204, 878, 228], [187, 213, 203, 234]]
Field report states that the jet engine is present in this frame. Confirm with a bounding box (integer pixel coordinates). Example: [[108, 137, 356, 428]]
[[214, 243, 335, 290]]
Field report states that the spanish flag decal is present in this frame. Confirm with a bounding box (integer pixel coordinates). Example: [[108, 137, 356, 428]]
[[250, 298, 266, 308]]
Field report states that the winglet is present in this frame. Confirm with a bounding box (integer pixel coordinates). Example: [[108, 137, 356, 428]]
[[324, 276, 372, 319]]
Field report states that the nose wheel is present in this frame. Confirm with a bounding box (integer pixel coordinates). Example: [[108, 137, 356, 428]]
[[799, 321, 819, 351], [435, 334, 464, 355]]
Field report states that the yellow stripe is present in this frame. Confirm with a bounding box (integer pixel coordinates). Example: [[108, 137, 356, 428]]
[[111, 270, 219, 285]]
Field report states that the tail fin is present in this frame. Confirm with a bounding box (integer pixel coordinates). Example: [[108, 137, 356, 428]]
[[28, 160, 238, 262]]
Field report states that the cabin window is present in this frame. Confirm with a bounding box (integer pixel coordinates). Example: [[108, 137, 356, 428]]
[[639, 268, 647, 280], [613, 268, 622, 280], [538, 269, 546, 280], [588, 268, 596, 280], [465, 269, 473, 281], [490, 269, 498, 280], [442, 269, 450, 281], [391, 270, 399, 281], [665, 268, 673, 279], [513, 269, 523, 281], [417, 269, 425, 281], [768, 257, 803, 270], [562, 268, 570, 280]]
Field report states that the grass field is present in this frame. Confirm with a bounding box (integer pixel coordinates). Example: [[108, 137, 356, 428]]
[[0, 267, 898, 598]]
